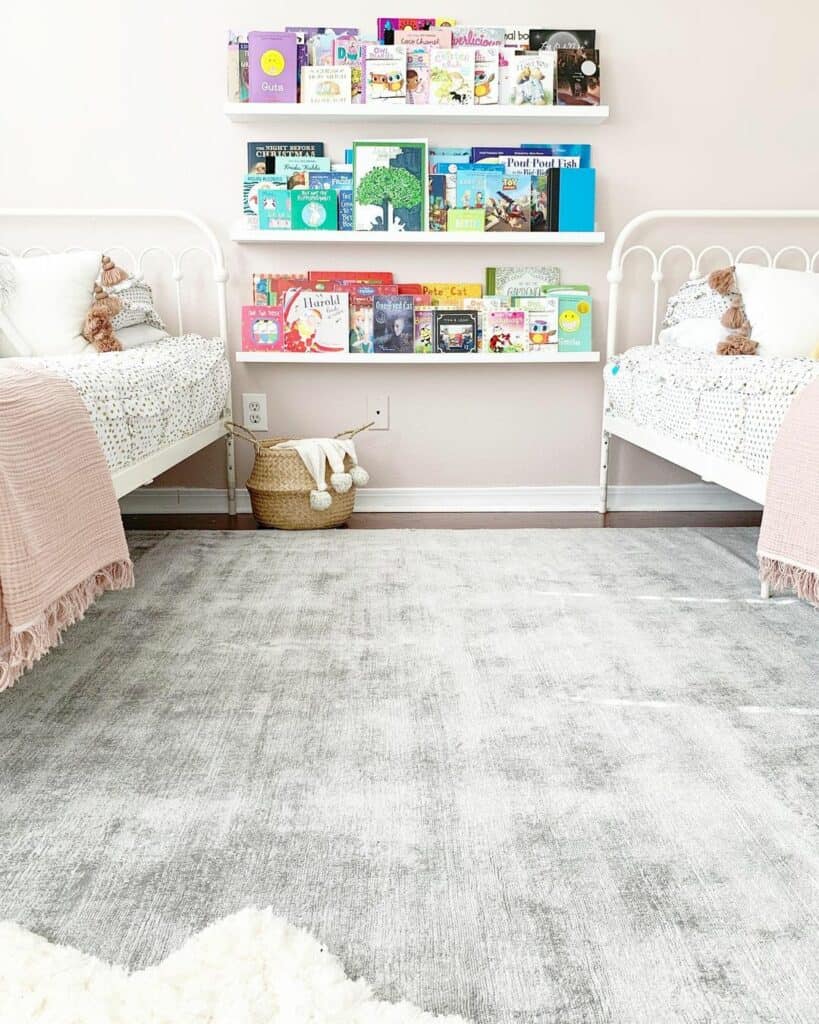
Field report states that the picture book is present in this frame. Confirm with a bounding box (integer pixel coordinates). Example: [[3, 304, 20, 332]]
[[337, 191, 353, 231], [362, 45, 407, 103], [511, 296, 559, 349], [282, 289, 349, 353], [286, 26, 358, 41], [429, 147, 471, 171], [227, 31, 245, 102], [287, 27, 357, 69], [421, 282, 483, 307], [504, 26, 530, 48], [452, 26, 505, 48], [461, 296, 504, 346], [247, 32, 298, 103], [276, 156, 332, 188], [405, 46, 432, 104], [414, 305, 435, 352], [474, 48, 500, 104], [508, 52, 556, 105], [242, 305, 285, 351], [333, 37, 363, 102], [557, 295, 592, 352], [518, 143, 592, 167], [378, 18, 437, 43], [485, 265, 560, 298], [429, 174, 448, 231], [353, 140, 428, 232], [258, 188, 292, 230], [307, 169, 354, 191], [309, 270, 395, 284], [247, 142, 324, 174], [531, 171, 555, 232], [373, 294, 415, 353], [252, 273, 307, 305], [498, 48, 517, 104], [557, 167, 596, 231], [447, 209, 485, 231], [528, 29, 597, 51], [454, 163, 504, 211], [290, 189, 339, 230], [243, 174, 287, 218], [472, 145, 591, 173], [485, 309, 527, 352], [394, 28, 452, 48], [486, 173, 532, 232], [429, 49, 475, 105], [433, 310, 478, 352], [556, 49, 600, 106], [301, 66, 352, 104]]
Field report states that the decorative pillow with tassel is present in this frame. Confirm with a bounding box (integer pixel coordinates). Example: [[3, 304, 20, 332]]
[[661, 265, 757, 356], [82, 256, 169, 353]]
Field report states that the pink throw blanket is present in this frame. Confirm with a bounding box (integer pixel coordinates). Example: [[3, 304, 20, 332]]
[[759, 377, 819, 606], [0, 364, 133, 690]]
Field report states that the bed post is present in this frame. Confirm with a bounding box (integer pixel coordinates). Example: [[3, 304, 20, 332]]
[[600, 257, 624, 516], [599, 429, 610, 514], [213, 259, 237, 516]]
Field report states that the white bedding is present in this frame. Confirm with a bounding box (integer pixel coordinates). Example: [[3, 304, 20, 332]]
[[605, 346, 819, 478], [18, 335, 230, 471]]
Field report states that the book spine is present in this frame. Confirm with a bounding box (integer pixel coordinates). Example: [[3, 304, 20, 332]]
[[547, 168, 561, 232], [557, 168, 596, 233]]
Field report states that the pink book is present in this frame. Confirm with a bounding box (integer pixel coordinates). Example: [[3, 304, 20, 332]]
[[242, 305, 285, 351], [247, 32, 298, 102]]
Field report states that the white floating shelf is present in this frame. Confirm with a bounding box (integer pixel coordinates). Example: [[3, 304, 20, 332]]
[[231, 226, 605, 246], [236, 351, 600, 364], [225, 102, 609, 126]]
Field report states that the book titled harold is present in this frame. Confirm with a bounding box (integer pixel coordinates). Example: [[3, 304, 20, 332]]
[[353, 140, 428, 232], [281, 289, 349, 353], [248, 31, 298, 102]]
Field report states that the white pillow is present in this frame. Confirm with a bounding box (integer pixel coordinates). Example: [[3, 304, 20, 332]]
[[658, 318, 730, 352], [735, 262, 819, 359], [117, 323, 169, 350], [0, 251, 100, 357]]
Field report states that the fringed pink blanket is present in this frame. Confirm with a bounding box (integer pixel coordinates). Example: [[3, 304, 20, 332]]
[[0, 364, 133, 690], [759, 377, 819, 607]]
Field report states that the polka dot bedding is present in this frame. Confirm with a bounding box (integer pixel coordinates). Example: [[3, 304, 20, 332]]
[[29, 336, 230, 471], [605, 346, 819, 478]]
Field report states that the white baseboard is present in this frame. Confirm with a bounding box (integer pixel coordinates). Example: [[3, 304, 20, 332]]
[[120, 483, 760, 516]]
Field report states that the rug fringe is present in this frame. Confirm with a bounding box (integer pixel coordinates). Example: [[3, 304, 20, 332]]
[[759, 555, 819, 608], [0, 560, 134, 692]]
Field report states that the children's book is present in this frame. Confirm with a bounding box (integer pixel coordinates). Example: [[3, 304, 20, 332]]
[[429, 147, 471, 171], [333, 37, 364, 102], [508, 52, 556, 105], [498, 47, 519, 104], [557, 167, 596, 231], [454, 162, 504, 211], [485, 265, 560, 297], [290, 189, 339, 230], [531, 173, 552, 232], [301, 66, 352, 104], [378, 18, 437, 43], [353, 140, 428, 232], [335, 283, 399, 353], [511, 296, 559, 349], [307, 169, 354, 191], [556, 49, 600, 106], [451, 26, 505, 48], [227, 31, 246, 102], [258, 187, 292, 229], [242, 305, 285, 351], [504, 27, 530, 49], [447, 209, 485, 231], [486, 172, 532, 232], [286, 27, 357, 69], [519, 142, 592, 166], [247, 142, 324, 174], [485, 308, 527, 352], [421, 282, 483, 306], [433, 310, 478, 352], [338, 191, 354, 231], [474, 48, 500, 104], [413, 305, 435, 352], [362, 45, 408, 103], [308, 270, 395, 284], [472, 145, 591, 172], [276, 156, 332, 188], [247, 32, 298, 102], [373, 294, 415, 353], [394, 28, 452, 47], [428, 174, 448, 231], [405, 46, 432, 104], [557, 295, 593, 351], [528, 29, 596, 51], [252, 273, 308, 305], [243, 174, 287, 219], [429, 49, 475, 105], [281, 289, 349, 352]]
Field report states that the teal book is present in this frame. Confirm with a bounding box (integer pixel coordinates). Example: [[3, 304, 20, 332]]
[[291, 189, 339, 230], [557, 295, 593, 352], [558, 168, 596, 232], [277, 156, 332, 188], [258, 188, 292, 229]]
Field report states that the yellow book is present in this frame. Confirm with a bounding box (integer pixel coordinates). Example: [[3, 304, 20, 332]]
[[420, 282, 483, 307]]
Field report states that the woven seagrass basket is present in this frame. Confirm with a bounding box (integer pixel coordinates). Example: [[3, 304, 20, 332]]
[[227, 423, 370, 530]]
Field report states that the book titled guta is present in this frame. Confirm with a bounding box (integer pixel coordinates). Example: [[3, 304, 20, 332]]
[[248, 32, 298, 102]]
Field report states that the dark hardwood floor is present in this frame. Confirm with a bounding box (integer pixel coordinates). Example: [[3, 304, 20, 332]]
[[123, 510, 762, 531]]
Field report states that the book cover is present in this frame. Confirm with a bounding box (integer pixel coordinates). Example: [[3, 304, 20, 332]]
[[362, 45, 408, 103], [248, 31, 298, 103], [556, 49, 600, 106], [397, 284, 428, 296], [309, 270, 395, 284], [290, 189, 339, 230], [485, 265, 560, 297], [531, 173, 551, 232], [504, 27, 530, 48], [429, 49, 475, 105], [243, 174, 287, 218], [258, 187, 292, 230], [301, 66, 352, 104], [227, 32, 244, 102], [558, 295, 592, 351], [405, 46, 432, 104], [429, 147, 471, 171], [447, 209, 485, 231], [513, 297, 559, 349], [276, 156, 332, 188], [558, 167, 596, 232], [421, 283, 483, 306], [518, 143, 592, 166], [498, 47, 519, 104], [282, 289, 349, 352], [333, 284, 399, 353], [486, 172, 532, 232], [286, 26, 358, 40], [414, 305, 435, 352], [373, 294, 415, 353], [307, 169, 354, 191], [474, 48, 500, 104], [252, 273, 308, 305], [353, 140, 428, 233], [508, 52, 556, 105], [394, 28, 452, 47], [529, 29, 597, 51], [485, 309, 527, 352], [242, 305, 285, 351], [333, 36, 363, 103], [378, 17, 437, 43], [337, 191, 354, 231], [434, 310, 478, 352], [472, 145, 591, 172], [455, 163, 504, 211], [429, 174, 448, 231], [452, 26, 505, 48], [247, 142, 324, 174]]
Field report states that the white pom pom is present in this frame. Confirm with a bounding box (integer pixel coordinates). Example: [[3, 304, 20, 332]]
[[350, 465, 370, 487], [310, 489, 332, 511], [330, 471, 353, 494]]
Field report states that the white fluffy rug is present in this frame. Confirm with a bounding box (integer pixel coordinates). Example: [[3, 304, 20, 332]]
[[0, 908, 469, 1024]]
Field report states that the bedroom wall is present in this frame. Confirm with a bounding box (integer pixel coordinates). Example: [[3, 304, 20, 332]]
[[2, 0, 818, 502]]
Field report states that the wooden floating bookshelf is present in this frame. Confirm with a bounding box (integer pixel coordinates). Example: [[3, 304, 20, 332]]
[[231, 226, 605, 246], [225, 102, 610, 126], [236, 351, 600, 365]]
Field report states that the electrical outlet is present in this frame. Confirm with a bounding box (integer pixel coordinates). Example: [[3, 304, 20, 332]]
[[242, 393, 268, 432], [367, 394, 390, 430]]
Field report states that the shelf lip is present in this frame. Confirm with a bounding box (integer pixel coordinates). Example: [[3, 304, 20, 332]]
[[230, 226, 605, 246], [235, 351, 601, 364], [225, 101, 609, 124]]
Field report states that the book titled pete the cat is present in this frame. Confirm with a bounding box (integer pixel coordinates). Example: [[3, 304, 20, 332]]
[[248, 32, 298, 102]]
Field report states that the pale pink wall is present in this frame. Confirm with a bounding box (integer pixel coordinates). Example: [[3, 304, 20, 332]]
[[2, 1, 818, 493]]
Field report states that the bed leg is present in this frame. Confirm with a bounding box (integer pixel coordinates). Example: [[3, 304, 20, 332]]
[[599, 429, 610, 514], [760, 580, 771, 600], [226, 432, 237, 516]]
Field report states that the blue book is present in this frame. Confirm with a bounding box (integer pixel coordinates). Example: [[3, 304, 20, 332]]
[[454, 164, 504, 211], [429, 147, 471, 172], [558, 168, 596, 232], [471, 146, 591, 172], [338, 190, 354, 231], [518, 144, 592, 168]]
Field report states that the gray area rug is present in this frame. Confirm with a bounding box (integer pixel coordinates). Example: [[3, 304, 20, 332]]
[[1, 528, 818, 1023]]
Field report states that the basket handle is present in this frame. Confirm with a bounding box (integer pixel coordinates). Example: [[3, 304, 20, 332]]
[[225, 422, 262, 452], [335, 422, 374, 440]]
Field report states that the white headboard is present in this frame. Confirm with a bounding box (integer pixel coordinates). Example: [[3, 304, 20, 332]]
[[0, 208, 229, 340], [606, 210, 819, 360]]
